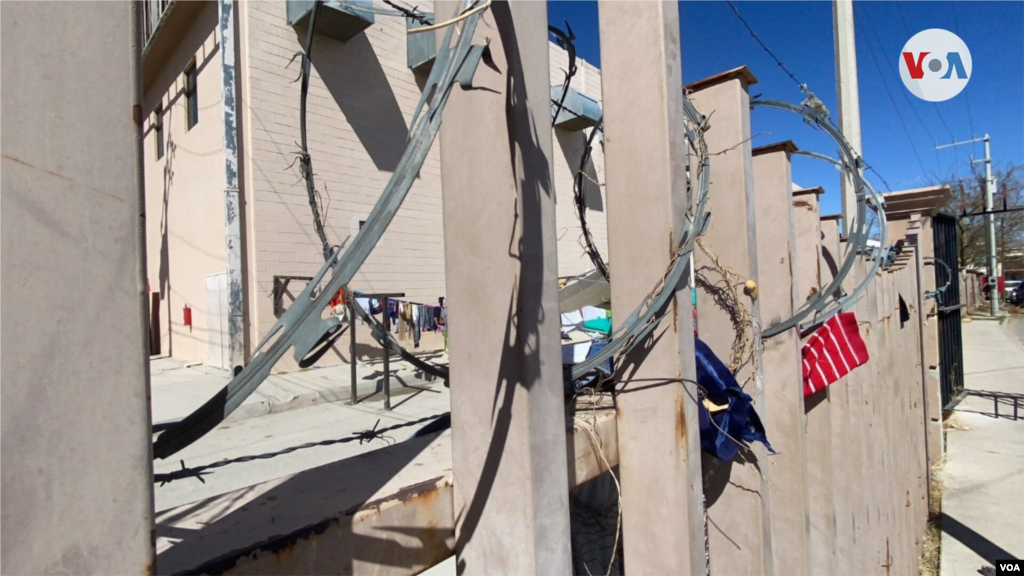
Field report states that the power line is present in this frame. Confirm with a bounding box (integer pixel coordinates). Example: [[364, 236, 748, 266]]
[[859, 9, 928, 175], [950, 2, 979, 158], [894, 1, 913, 38], [725, 0, 806, 93], [727, 0, 894, 191], [861, 7, 938, 173], [897, 0, 950, 172]]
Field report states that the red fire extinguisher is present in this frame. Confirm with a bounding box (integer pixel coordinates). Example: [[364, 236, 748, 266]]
[[183, 304, 192, 332]]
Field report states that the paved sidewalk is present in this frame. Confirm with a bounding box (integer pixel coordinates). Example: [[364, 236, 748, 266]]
[[150, 350, 451, 512], [940, 318, 1024, 576], [150, 350, 447, 426]]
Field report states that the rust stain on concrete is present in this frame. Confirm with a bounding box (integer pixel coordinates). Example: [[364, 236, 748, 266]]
[[676, 393, 688, 444], [346, 475, 451, 518]]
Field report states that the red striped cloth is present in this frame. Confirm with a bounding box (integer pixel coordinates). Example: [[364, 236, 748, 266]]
[[801, 312, 869, 397]]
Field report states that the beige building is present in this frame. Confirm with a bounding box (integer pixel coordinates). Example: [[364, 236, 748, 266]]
[[142, 0, 607, 370]]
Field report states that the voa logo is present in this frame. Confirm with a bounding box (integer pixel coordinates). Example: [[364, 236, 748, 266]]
[[997, 559, 1024, 574], [899, 28, 972, 102]]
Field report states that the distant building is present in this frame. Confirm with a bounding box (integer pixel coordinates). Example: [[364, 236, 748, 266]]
[[142, 0, 607, 370]]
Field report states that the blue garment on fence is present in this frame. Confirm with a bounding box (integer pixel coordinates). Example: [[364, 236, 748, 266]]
[[563, 339, 613, 393], [409, 337, 772, 459], [695, 337, 774, 462]]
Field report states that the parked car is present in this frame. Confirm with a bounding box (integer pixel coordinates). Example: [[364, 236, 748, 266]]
[[1006, 280, 1023, 305], [999, 278, 1024, 303]]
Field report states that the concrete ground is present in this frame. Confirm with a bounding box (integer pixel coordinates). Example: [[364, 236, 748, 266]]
[[150, 350, 450, 512], [150, 351, 446, 425], [939, 317, 1024, 576]]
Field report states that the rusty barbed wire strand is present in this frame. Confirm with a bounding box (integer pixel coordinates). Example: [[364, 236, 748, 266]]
[[154, 413, 449, 486], [695, 236, 754, 375], [549, 21, 577, 128], [572, 119, 610, 281]]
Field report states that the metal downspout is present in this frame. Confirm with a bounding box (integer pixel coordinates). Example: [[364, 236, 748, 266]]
[[219, 0, 245, 373]]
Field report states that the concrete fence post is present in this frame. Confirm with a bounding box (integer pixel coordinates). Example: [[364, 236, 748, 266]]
[[821, 217, 857, 568], [902, 218, 931, 540], [752, 142, 810, 576], [597, 2, 705, 573], [1, 2, 155, 573], [793, 189, 837, 576], [688, 67, 772, 576], [860, 256, 884, 572], [436, 2, 573, 572]]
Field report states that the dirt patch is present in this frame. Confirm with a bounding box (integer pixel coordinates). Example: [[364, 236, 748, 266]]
[[920, 459, 946, 576]]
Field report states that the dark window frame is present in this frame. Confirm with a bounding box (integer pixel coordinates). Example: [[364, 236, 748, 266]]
[[154, 103, 165, 160], [185, 61, 198, 130]]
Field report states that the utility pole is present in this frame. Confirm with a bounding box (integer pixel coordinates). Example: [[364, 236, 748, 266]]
[[833, 0, 861, 233], [936, 134, 999, 314]]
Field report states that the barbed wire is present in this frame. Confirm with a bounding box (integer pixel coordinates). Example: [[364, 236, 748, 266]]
[[381, 0, 432, 26], [549, 22, 577, 128], [297, 0, 450, 382], [154, 413, 449, 486], [572, 119, 611, 281]]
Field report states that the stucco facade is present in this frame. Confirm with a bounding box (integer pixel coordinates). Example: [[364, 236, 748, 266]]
[[144, 2, 228, 365], [142, 0, 607, 369]]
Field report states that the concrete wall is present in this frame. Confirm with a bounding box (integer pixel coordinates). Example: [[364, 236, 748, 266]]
[[889, 215, 945, 463], [1, 2, 154, 573], [142, 1, 231, 366]]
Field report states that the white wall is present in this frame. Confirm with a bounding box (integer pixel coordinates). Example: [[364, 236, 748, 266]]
[[142, 1, 231, 366]]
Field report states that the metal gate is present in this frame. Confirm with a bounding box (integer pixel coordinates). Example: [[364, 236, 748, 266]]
[[933, 213, 965, 410]]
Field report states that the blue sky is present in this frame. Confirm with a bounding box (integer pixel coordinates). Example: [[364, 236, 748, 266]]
[[547, 1, 1024, 217]]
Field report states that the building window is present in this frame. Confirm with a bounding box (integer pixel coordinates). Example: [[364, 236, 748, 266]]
[[185, 61, 198, 130], [154, 103, 164, 160]]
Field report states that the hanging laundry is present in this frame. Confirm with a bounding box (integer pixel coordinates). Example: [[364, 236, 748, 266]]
[[695, 338, 774, 462], [801, 311, 869, 397], [411, 304, 421, 348]]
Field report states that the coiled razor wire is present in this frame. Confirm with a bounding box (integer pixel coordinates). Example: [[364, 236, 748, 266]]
[[546, 23, 610, 281], [571, 117, 611, 281], [298, 0, 450, 382], [544, 26, 610, 282], [152, 2, 485, 459], [923, 257, 952, 304], [750, 99, 889, 338], [155, 5, 711, 457], [569, 96, 712, 380]]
